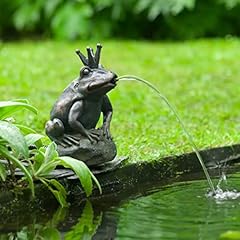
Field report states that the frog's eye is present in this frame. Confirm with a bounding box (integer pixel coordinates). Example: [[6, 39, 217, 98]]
[[80, 67, 91, 77]]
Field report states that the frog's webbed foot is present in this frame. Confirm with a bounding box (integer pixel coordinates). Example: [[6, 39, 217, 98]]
[[55, 131, 101, 147], [55, 135, 80, 147], [87, 129, 100, 143], [63, 135, 80, 146]]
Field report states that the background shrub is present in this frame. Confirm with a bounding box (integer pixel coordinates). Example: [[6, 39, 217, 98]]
[[0, 0, 240, 40]]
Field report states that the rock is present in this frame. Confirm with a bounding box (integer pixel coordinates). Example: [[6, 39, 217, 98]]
[[57, 129, 117, 167]]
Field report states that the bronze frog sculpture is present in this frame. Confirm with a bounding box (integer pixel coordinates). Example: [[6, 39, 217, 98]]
[[46, 44, 123, 172]]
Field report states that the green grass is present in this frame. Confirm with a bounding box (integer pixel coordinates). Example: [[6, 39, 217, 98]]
[[0, 39, 240, 163]]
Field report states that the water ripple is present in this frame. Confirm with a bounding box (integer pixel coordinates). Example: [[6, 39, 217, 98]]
[[114, 174, 240, 240]]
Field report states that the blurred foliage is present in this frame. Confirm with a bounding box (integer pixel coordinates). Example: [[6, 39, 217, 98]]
[[135, 0, 196, 20], [0, 0, 240, 40]]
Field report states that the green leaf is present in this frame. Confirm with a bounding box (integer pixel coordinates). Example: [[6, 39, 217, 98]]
[[16, 227, 29, 239], [15, 124, 37, 134], [32, 149, 45, 172], [33, 142, 59, 176], [59, 156, 92, 197], [48, 179, 67, 199], [0, 101, 37, 120], [0, 120, 29, 158], [0, 146, 34, 196], [88, 170, 102, 195], [40, 178, 68, 207], [0, 162, 7, 181], [49, 187, 67, 208], [25, 133, 45, 147], [39, 227, 61, 240], [35, 161, 59, 177], [44, 142, 58, 164], [59, 156, 102, 197], [34, 143, 59, 177], [11, 99, 29, 103]]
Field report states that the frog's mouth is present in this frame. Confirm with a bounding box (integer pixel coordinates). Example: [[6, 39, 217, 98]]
[[87, 77, 118, 92]]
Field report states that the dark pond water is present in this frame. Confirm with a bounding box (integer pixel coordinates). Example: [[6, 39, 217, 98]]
[[1, 171, 240, 239]]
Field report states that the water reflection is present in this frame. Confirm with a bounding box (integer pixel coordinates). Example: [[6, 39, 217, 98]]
[[59, 201, 120, 239], [1, 172, 240, 239], [0, 200, 119, 240]]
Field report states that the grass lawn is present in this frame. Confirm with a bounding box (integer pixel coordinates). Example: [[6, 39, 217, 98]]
[[0, 39, 240, 163]]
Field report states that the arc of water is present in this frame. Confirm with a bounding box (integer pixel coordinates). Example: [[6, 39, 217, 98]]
[[117, 75, 216, 193]]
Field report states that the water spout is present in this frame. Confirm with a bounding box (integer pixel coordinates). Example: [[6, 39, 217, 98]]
[[117, 75, 216, 193]]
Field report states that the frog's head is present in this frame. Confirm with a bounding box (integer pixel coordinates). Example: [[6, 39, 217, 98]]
[[75, 44, 118, 96]]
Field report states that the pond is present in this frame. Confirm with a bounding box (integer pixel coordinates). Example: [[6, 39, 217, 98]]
[[1, 169, 240, 240]]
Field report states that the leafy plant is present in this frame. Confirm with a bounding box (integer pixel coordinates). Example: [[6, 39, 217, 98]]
[[0, 99, 38, 196], [29, 142, 102, 207], [0, 99, 101, 207]]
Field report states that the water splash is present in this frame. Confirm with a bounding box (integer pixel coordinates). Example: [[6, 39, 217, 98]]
[[216, 171, 227, 189], [207, 172, 240, 201], [207, 187, 240, 201], [117, 75, 216, 193]]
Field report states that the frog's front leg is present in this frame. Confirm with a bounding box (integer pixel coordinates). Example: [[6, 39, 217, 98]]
[[101, 95, 113, 139], [68, 101, 99, 143]]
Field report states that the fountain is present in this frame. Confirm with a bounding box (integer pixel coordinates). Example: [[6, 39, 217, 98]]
[[45, 44, 215, 193]]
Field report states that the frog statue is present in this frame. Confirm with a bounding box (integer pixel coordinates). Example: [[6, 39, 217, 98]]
[[45, 44, 123, 173]]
